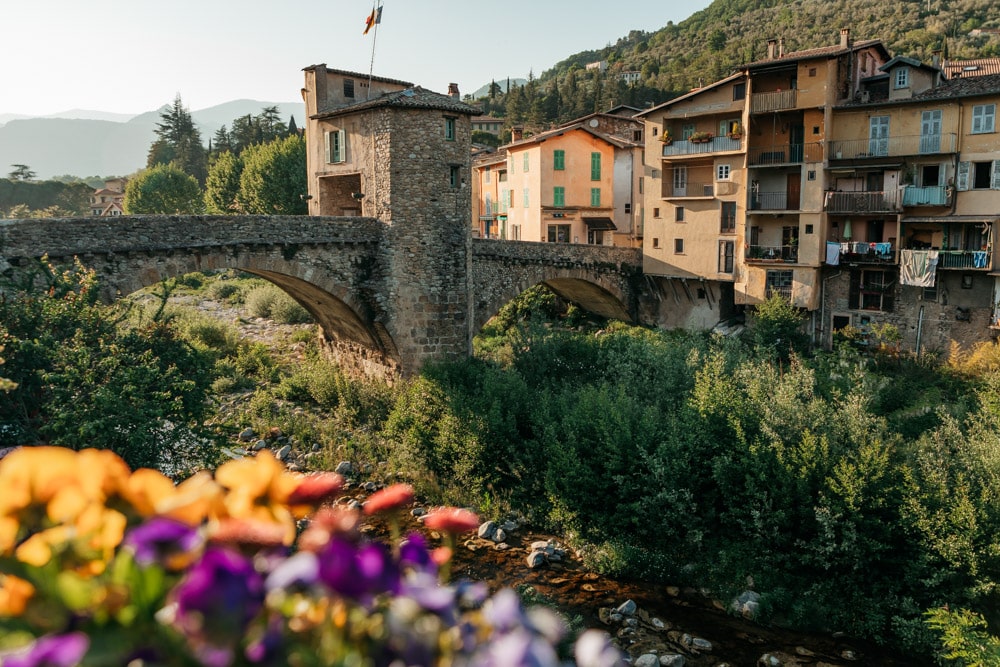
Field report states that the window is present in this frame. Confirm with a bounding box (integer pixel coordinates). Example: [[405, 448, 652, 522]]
[[894, 67, 909, 89], [733, 82, 746, 100], [591, 152, 601, 180], [449, 165, 460, 188], [653, 207, 660, 218], [624, 202, 631, 214], [682, 124, 695, 140], [553, 149, 565, 170], [590, 188, 601, 207], [808, 170, 816, 181], [325, 129, 346, 163], [344, 79, 355, 98], [445, 117, 456, 141], [674, 238, 684, 254], [675, 206, 685, 222], [716, 164, 731, 181], [808, 67, 817, 77], [547, 224, 570, 243], [553, 186, 565, 207], [652, 238, 660, 248], [485, 167, 491, 184], [765, 270, 793, 299], [718, 240, 735, 273], [805, 224, 814, 234], [958, 160, 1000, 190], [721, 201, 736, 233], [523, 188, 529, 208], [869, 116, 890, 156], [972, 104, 996, 134], [632, 129, 643, 142], [523, 153, 529, 172], [849, 269, 894, 311]]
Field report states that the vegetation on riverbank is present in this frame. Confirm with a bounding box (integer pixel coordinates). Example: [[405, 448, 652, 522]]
[[4, 268, 1000, 660]]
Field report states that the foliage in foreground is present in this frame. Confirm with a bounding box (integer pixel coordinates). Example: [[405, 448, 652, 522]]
[[0, 446, 622, 667]]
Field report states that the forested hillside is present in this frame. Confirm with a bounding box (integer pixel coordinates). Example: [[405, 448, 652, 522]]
[[485, 0, 1000, 132]]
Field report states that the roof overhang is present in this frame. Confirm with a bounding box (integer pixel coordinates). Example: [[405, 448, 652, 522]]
[[582, 217, 617, 231]]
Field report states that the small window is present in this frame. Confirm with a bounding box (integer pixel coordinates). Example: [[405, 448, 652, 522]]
[[733, 82, 746, 100], [553, 149, 565, 170], [809, 67, 817, 77], [674, 238, 684, 254], [484, 167, 491, 184], [325, 129, 346, 163], [449, 165, 460, 188], [653, 207, 660, 218], [718, 240, 735, 273], [808, 170, 817, 181], [675, 206, 685, 222], [653, 238, 660, 248], [590, 188, 601, 207], [445, 117, 456, 141], [625, 202, 631, 214], [972, 104, 996, 134], [805, 224, 814, 234], [720, 201, 736, 233], [344, 79, 355, 98], [523, 153, 529, 172], [591, 152, 602, 180], [717, 164, 731, 181], [633, 130, 643, 142], [962, 275, 974, 289], [553, 186, 565, 207], [894, 67, 909, 89]]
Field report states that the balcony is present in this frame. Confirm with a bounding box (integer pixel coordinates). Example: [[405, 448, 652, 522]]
[[748, 142, 823, 166], [662, 180, 717, 198], [662, 136, 742, 157], [750, 191, 800, 211], [829, 133, 957, 160], [824, 190, 900, 214], [902, 185, 950, 207], [751, 90, 797, 114], [746, 244, 798, 263], [938, 249, 991, 270], [834, 241, 896, 265]]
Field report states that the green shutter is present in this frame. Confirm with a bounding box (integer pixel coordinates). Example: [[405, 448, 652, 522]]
[[591, 188, 601, 207], [554, 150, 565, 170], [591, 152, 601, 180], [523, 153, 529, 172], [554, 187, 564, 207]]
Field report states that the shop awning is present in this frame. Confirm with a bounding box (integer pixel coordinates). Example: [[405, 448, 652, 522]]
[[583, 217, 617, 231]]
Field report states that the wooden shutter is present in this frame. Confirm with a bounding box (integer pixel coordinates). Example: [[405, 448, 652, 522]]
[[956, 161, 970, 191], [992, 160, 1000, 190]]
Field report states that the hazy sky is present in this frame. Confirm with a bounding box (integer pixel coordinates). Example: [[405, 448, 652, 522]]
[[2, 0, 713, 117]]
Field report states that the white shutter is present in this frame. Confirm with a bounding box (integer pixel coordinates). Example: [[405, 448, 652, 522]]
[[992, 160, 1000, 190], [324, 131, 333, 163], [337, 129, 346, 163], [957, 161, 970, 191]]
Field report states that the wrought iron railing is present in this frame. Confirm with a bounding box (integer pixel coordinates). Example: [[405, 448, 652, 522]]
[[662, 136, 742, 157], [750, 191, 798, 211], [824, 190, 900, 213], [662, 181, 716, 198], [748, 142, 823, 165], [829, 134, 957, 159], [939, 250, 991, 270], [746, 244, 798, 262]]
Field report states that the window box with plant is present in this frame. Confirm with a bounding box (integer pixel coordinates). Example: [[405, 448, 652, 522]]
[[728, 124, 744, 140], [660, 131, 673, 145], [689, 131, 714, 144]]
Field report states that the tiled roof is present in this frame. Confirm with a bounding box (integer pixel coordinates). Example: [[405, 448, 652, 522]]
[[313, 86, 479, 119], [838, 72, 1000, 108], [302, 64, 413, 88], [472, 149, 507, 168], [744, 39, 884, 69], [636, 72, 744, 117], [944, 58, 1000, 78], [505, 123, 638, 150]]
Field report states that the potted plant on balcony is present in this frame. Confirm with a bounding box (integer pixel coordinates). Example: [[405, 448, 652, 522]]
[[660, 130, 673, 145], [728, 124, 744, 140], [689, 131, 714, 144]]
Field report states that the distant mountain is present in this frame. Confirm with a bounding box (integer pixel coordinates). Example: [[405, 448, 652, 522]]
[[470, 79, 528, 100], [0, 100, 304, 179]]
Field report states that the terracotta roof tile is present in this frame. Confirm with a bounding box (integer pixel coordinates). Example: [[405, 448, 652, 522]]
[[314, 86, 479, 119]]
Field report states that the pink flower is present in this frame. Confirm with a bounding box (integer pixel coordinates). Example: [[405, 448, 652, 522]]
[[423, 507, 479, 534], [287, 472, 344, 508], [363, 484, 415, 515]]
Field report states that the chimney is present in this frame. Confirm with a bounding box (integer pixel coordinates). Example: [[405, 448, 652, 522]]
[[840, 28, 850, 49], [511, 126, 523, 142], [778, 38, 785, 58], [932, 49, 942, 68], [767, 38, 777, 59], [447, 82, 460, 98]]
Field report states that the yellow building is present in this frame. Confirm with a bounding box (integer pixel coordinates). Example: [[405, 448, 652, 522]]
[[485, 113, 644, 247]]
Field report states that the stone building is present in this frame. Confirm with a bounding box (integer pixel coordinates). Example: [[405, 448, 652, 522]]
[[90, 178, 127, 216]]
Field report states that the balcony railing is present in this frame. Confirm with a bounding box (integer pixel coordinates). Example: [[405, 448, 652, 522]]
[[824, 190, 900, 214], [663, 181, 716, 198], [829, 133, 957, 160], [938, 249, 991, 270], [902, 185, 950, 207], [748, 142, 823, 166], [834, 241, 896, 264], [746, 244, 798, 262], [662, 136, 742, 157], [750, 191, 799, 211], [751, 90, 797, 113]]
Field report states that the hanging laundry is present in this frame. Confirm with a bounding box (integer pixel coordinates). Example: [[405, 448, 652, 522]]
[[874, 242, 892, 257], [826, 241, 841, 265], [899, 249, 939, 287], [973, 251, 988, 268]]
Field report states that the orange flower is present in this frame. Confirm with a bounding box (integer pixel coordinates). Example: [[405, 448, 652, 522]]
[[298, 507, 361, 552], [213, 451, 298, 545], [423, 507, 479, 534], [0, 574, 34, 617], [154, 471, 221, 526], [121, 468, 178, 517], [209, 518, 289, 548], [363, 484, 414, 515]]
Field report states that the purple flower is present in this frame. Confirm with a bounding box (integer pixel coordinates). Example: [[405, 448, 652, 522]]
[[171, 546, 264, 647], [399, 531, 436, 574], [265, 551, 319, 592], [317, 538, 400, 601], [402, 571, 456, 620], [483, 588, 528, 633], [481, 628, 559, 667], [245, 615, 285, 665], [574, 629, 628, 667], [124, 517, 201, 568], [2, 632, 89, 667]]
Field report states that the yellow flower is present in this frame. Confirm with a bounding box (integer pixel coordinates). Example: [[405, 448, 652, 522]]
[[154, 471, 221, 526], [213, 451, 298, 545], [0, 574, 34, 617]]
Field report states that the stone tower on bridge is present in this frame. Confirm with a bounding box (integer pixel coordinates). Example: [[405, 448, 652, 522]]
[[302, 66, 480, 374]]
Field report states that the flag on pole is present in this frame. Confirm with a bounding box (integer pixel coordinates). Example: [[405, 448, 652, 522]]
[[363, 6, 382, 35]]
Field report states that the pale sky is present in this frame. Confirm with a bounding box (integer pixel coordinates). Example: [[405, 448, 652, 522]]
[[1, 0, 713, 117]]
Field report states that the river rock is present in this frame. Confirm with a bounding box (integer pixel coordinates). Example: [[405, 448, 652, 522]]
[[478, 520, 498, 541], [238, 427, 255, 441], [526, 551, 547, 568], [617, 599, 637, 616], [659, 656, 685, 667], [276, 444, 291, 461], [335, 461, 354, 476], [759, 654, 781, 666], [634, 654, 659, 667], [732, 590, 762, 619]]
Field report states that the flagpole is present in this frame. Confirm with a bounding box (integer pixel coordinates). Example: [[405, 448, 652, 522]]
[[367, 0, 382, 99]]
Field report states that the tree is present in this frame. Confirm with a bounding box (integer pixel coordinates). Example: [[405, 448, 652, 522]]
[[123, 164, 204, 214], [204, 151, 243, 214], [748, 292, 810, 361], [147, 95, 208, 184], [8, 164, 36, 181], [235, 135, 307, 215]]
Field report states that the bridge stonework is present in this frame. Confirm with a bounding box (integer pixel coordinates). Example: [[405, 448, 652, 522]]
[[0, 215, 679, 376]]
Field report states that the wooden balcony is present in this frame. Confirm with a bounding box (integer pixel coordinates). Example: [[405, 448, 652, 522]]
[[751, 90, 797, 114]]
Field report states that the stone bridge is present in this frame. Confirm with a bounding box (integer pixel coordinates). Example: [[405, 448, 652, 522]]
[[0, 215, 670, 376]]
